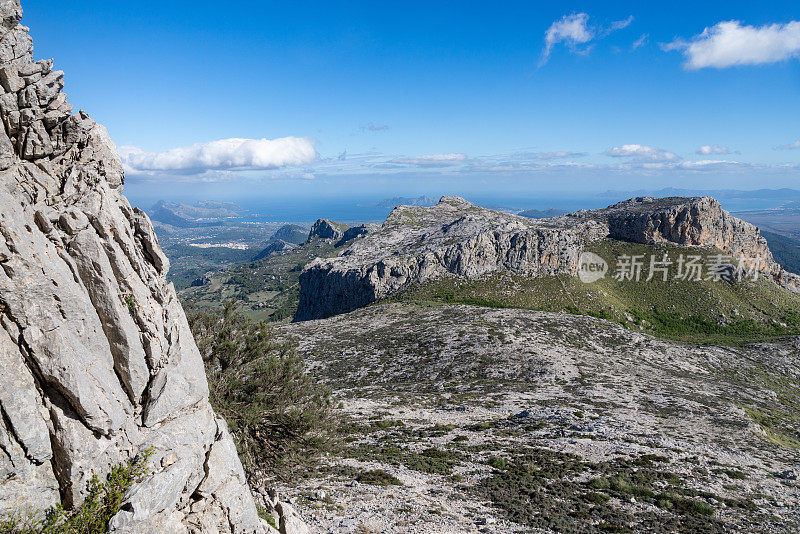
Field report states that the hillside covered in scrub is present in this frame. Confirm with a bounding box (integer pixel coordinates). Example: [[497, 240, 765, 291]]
[[275, 301, 800, 532]]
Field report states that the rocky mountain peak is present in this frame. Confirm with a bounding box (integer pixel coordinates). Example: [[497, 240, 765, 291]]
[[0, 1, 273, 531], [296, 195, 799, 321]]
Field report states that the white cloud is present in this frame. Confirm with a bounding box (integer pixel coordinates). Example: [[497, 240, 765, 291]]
[[663, 20, 800, 69], [677, 159, 748, 170], [696, 144, 730, 155], [776, 140, 800, 150], [632, 33, 649, 50], [604, 144, 680, 162], [389, 153, 468, 168], [539, 13, 635, 66], [609, 16, 634, 32], [540, 13, 594, 66], [119, 137, 317, 173], [537, 151, 588, 160]]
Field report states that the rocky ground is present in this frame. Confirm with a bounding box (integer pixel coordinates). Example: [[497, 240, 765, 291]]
[[276, 302, 800, 533]]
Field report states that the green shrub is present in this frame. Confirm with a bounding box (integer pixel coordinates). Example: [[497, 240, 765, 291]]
[[487, 456, 508, 470], [584, 492, 610, 504], [655, 493, 715, 516], [0, 449, 152, 534], [187, 302, 338, 482], [256, 506, 277, 529], [372, 419, 404, 430], [588, 477, 611, 490], [356, 469, 403, 486]]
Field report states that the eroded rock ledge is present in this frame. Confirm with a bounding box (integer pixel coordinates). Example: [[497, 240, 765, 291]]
[[297, 195, 799, 321], [0, 1, 274, 531]]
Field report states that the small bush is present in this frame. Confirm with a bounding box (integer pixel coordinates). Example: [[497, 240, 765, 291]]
[[487, 456, 508, 470], [0, 449, 152, 534], [356, 469, 403, 486], [372, 419, 404, 430], [588, 477, 611, 490], [256, 506, 278, 529], [584, 492, 610, 504], [187, 302, 338, 482], [656, 493, 715, 516]]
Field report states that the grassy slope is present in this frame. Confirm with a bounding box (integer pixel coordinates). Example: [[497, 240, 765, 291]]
[[394, 239, 800, 345]]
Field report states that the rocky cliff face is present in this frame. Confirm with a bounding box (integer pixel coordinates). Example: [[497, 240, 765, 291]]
[[307, 219, 349, 242], [592, 196, 800, 291], [296, 197, 607, 320], [0, 2, 269, 531], [297, 196, 798, 321]]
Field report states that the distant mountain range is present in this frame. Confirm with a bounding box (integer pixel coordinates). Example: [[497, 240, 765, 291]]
[[148, 200, 246, 227], [600, 187, 800, 203]]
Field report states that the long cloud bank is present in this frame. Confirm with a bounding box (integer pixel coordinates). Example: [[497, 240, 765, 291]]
[[119, 137, 317, 173]]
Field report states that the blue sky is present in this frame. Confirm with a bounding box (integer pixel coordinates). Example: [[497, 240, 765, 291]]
[[23, 1, 800, 203]]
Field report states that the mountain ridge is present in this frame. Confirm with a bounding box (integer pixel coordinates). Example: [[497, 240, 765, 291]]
[[296, 195, 799, 321]]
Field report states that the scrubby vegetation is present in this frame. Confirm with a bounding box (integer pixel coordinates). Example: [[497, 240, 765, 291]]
[[356, 469, 403, 487], [0, 449, 153, 534], [187, 302, 338, 482], [476, 447, 762, 533], [396, 238, 800, 345], [344, 444, 463, 475]]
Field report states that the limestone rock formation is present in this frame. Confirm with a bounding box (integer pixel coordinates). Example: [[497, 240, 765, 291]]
[[587, 196, 800, 291], [296, 197, 607, 320], [334, 224, 376, 248], [0, 2, 273, 531], [307, 218, 349, 242], [297, 195, 798, 321]]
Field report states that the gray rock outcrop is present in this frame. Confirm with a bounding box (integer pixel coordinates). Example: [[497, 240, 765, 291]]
[[0, 2, 271, 531], [334, 224, 376, 248], [297, 196, 798, 321], [588, 196, 800, 291], [296, 197, 607, 320], [307, 219, 349, 242]]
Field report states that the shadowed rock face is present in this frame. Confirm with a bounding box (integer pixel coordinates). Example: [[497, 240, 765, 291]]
[[0, 2, 267, 531], [307, 218, 349, 242], [296, 196, 799, 321]]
